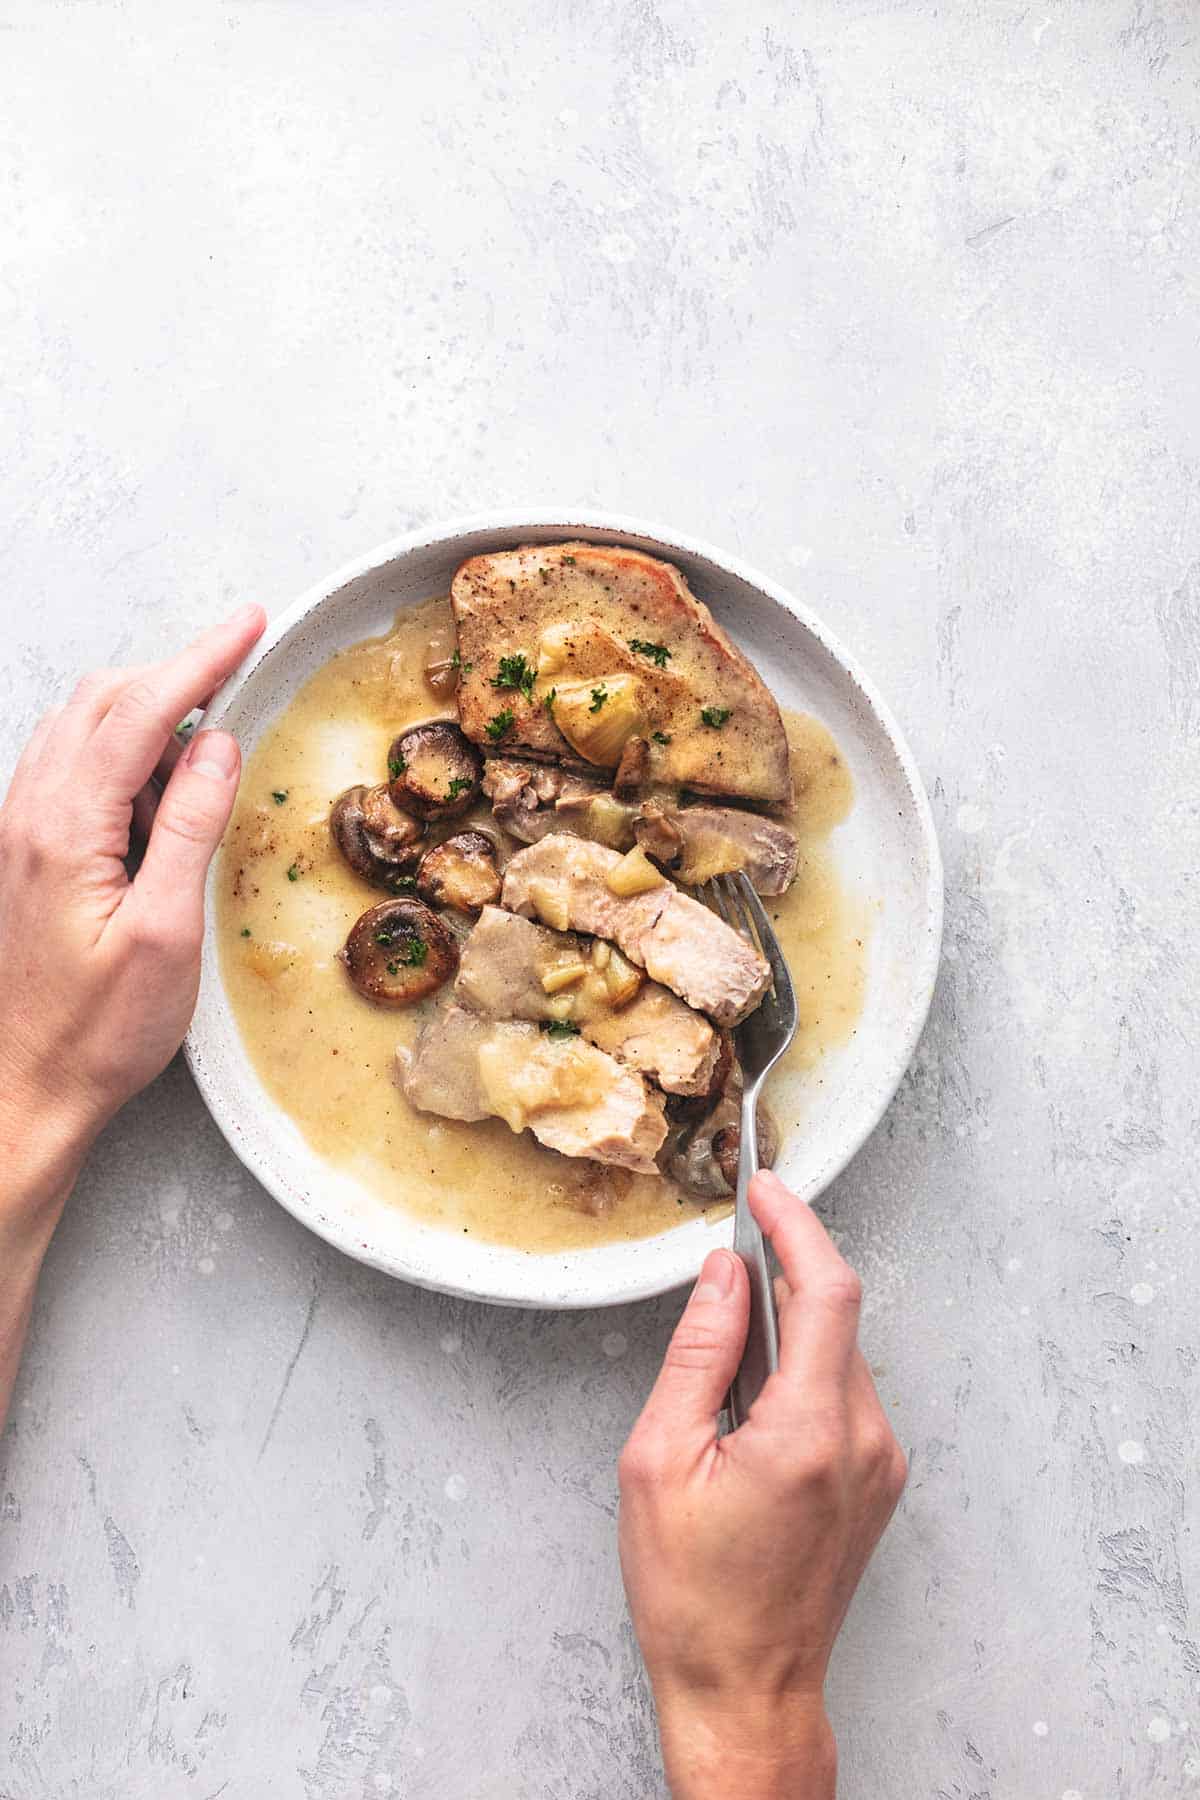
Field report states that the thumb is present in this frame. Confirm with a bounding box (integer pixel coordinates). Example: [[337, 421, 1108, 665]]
[[129, 730, 242, 939], [637, 1249, 749, 1447]]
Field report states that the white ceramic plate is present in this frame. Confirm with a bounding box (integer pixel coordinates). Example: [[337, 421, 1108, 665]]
[[186, 513, 942, 1308]]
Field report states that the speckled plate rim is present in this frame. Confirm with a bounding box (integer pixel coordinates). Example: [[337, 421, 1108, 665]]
[[185, 511, 943, 1308]]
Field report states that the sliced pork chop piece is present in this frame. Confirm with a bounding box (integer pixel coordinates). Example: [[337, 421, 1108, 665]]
[[500, 835, 771, 1028], [455, 906, 721, 1097], [451, 543, 792, 807], [399, 1001, 666, 1173], [636, 801, 800, 896], [582, 984, 721, 1100]]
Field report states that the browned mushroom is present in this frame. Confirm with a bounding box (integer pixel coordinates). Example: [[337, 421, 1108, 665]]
[[416, 830, 501, 913], [330, 784, 425, 889], [340, 898, 458, 1006], [387, 721, 482, 820]]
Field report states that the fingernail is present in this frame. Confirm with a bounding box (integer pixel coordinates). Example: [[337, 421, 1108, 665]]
[[227, 601, 261, 628], [694, 1250, 736, 1303], [186, 730, 240, 780]]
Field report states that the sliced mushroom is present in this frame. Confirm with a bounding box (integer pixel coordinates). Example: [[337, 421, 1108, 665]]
[[416, 830, 501, 913], [424, 625, 462, 699], [340, 898, 458, 1006], [388, 721, 482, 820], [331, 784, 425, 889], [613, 735, 650, 798]]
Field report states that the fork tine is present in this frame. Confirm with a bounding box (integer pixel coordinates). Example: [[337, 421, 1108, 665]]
[[733, 872, 796, 1009], [707, 877, 734, 927]]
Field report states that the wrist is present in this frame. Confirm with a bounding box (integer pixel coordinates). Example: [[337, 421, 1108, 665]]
[[655, 1686, 836, 1800], [0, 1079, 93, 1241]]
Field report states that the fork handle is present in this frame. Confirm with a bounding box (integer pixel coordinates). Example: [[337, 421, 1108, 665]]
[[728, 1081, 779, 1428]]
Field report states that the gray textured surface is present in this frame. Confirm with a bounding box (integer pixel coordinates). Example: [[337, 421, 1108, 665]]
[[1, 1, 1197, 1795]]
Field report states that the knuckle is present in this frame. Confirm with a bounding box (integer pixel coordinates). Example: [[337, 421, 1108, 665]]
[[664, 1318, 726, 1372], [819, 1267, 864, 1313], [114, 677, 173, 738], [22, 813, 68, 867], [886, 1444, 909, 1501], [860, 1419, 897, 1473], [126, 904, 197, 961], [156, 797, 220, 847], [70, 669, 119, 705], [618, 1428, 667, 1491]]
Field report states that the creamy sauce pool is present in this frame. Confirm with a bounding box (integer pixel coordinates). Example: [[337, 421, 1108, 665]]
[[216, 599, 867, 1252]]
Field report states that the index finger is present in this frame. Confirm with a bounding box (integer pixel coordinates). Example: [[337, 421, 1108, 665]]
[[749, 1170, 863, 1392], [87, 605, 266, 802]]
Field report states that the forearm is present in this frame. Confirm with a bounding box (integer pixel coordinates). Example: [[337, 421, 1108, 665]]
[[0, 1092, 90, 1433], [656, 1690, 837, 1800]]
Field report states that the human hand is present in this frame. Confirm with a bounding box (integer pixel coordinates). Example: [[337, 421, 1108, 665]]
[[0, 605, 265, 1227], [618, 1171, 907, 1799]]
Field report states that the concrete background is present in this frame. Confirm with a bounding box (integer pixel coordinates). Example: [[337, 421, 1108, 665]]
[[1, 1, 1197, 1795]]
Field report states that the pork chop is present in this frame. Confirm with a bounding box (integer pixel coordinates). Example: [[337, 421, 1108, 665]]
[[500, 835, 772, 1028], [636, 801, 800, 895], [451, 543, 792, 807], [455, 906, 721, 1097], [399, 1001, 667, 1173]]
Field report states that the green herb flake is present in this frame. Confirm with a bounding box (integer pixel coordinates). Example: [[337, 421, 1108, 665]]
[[397, 936, 428, 968], [589, 684, 609, 714], [240, 926, 252, 938], [700, 706, 732, 729], [388, 755, 407, 778], [286, 863, 300, 882], [629, 638, 671, 668], [389, 873, 417, 891], [174, 719, 195, 740], [485, 708, 515, 742], [540, 1018, 581, 1039], [271, 789, 289, 805], [651, 730, 672, 746], [543, 687, 557, 712], [562, 554, 577, 565], [492, 653, 535, 698], [446, 776, 472, 800]]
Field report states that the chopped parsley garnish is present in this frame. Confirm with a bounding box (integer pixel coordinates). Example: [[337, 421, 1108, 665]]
[[562, 554, 577, 565], [485, 708, 515, 742], [388, 754, 407, 778], [379, 928, 427, 969], [543, 687, 557, 711], [446, 776, 472, 800], [629, 638, 671, 668], [271, 789, 288, 805], [700, 706, 732, 729], [589, 684, 609, 714], [388, 873, 417, 891], [652, 730, 672, 746], [240, 926, 252, 938], [174, 719, 194, 740], [449, 647, 474, 675], [286, 863, 300, 882], [492, 653, 536, 698], [540, 1018, 581, 1039]]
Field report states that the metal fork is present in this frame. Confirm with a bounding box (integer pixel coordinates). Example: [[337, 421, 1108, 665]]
[[705, 872, 799, 1428]]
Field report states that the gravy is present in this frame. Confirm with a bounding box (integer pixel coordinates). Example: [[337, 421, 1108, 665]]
[[215, 599, 866, 1252]]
